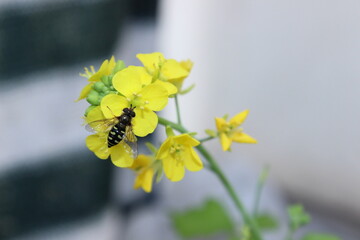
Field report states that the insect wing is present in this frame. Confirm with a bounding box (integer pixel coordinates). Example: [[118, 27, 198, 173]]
[[123, 126, 138, 158], [85, 118, 118, 133], [124, 126, 137, 142]]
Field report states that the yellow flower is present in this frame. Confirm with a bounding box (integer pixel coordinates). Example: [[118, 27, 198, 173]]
[[131, 154, 156, 193], [215, 110, 257, 151], [156, 134, 203, 182], [103, 66, 170, 137], [77, 56, 116, 101], [130, 143, 163, 193], [137, 52, 192, 91], [85, 106, 134, 167]]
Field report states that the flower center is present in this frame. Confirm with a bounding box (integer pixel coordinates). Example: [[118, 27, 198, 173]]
[[169, 144, 184, 162], [224, 124, 242, 136]]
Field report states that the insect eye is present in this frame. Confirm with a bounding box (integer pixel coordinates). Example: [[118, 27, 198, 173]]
[[131, 112, 136, 117], [123, 108, 129, 113]]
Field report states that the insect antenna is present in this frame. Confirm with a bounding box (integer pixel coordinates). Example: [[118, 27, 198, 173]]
[[106, 106, 117, 118]]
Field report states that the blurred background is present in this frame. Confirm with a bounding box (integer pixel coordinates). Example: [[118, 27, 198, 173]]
[[0, 0, 359, 239]]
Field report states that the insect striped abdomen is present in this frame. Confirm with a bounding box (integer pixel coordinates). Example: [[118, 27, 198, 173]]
[[108, 124, 126, 148]]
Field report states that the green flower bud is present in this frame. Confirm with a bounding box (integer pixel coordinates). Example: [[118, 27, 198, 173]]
[[94, 81, 106, 92], [101, 76, 112, 87], [84, 105, 97, 116], [86, 90, 100, 105], [112, 60, 126, 74]]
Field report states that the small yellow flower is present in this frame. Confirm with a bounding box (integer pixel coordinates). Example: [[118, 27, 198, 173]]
[[137, 52, 192, 91], [77, 56, 116, 101], [130, 143, 163, 193], [157, 134, 203, 182], [215, 110, 257, 151], [131, 154, 156, 193], [103, 66, 171, 137], [85, 106, 134, 167]]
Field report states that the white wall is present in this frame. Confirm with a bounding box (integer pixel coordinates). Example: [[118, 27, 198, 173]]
[[158, 0, 360, 218]]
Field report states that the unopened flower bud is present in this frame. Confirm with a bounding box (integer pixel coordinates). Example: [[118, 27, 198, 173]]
[[84, 105, 97, 116], [101, 76, 112, 87], [86, 90, 100, 105], [94, 81, 106, 92]]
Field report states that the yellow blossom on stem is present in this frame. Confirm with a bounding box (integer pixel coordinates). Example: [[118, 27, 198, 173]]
[[77, 56, 116, 101], [85, 106, 134, 167], [215, 110, 257, 151], [130, 143, 163, 193], [106, 66, 170, 137], [156, 133, 203, 182], [131, 154, 156, 193], [137, 52, 193, 91]]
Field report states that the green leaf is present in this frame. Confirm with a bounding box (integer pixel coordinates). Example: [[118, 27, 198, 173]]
[[302, 233, 341, 240], [205, 129, 217, 137], [287, 204, 311, 231], [240, 225, 251, 240], [171, 199, 234, 238], [179, 83, 195, 95], [254, 213, 278, 230]]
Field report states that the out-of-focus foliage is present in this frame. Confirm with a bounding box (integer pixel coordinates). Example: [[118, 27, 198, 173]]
[[301, 233, 341, 240], [170, 199, 234, 238]]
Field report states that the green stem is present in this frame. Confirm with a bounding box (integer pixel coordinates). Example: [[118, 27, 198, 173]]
[[174, 95, 182, 125], [253, 166, 270, 216], [158, 117, 262, 240], [199, 136, 215, 143]]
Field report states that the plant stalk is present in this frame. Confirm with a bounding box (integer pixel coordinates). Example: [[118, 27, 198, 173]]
[[158, 117, 262, 240], [174, 95, 182, 125]]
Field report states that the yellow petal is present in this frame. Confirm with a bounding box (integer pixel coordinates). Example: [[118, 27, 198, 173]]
[[137, 52, 165, 71], [184, 147, 203, 171], [111, 142, 134, 167], [162, 156, 185, 182], [232, 132, 257, 144], [140, 84, 168, 111], [173, 134, 200, 147], [86, 106, 105, 123], [112, 67, 142, 97], [153, 80, 178, 95], [161, 59, 189, 80], [106, 56, 116, 75], [180, 60, 193, 72], [215, 117, 227, 131], [101, 94, 129, 119], [76, 82, 94, 101], [131, 154, 152, 169], [156, 137, 172, 160], [230, 110, 249, 127], [220, 133, 232, 151], [134, 168, 154, 193], [132, 108, 158, 137], [127, 66, 152, 86], [86, 134, 110, 159]]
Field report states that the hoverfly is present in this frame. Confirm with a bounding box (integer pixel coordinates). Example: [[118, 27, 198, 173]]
[[85, 106, 138, 158]]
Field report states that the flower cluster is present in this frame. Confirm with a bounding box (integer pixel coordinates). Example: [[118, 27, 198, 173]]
[[77, 52, 256, 193]]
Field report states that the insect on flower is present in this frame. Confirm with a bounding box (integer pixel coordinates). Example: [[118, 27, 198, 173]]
[[85, 106, 138, 158]]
